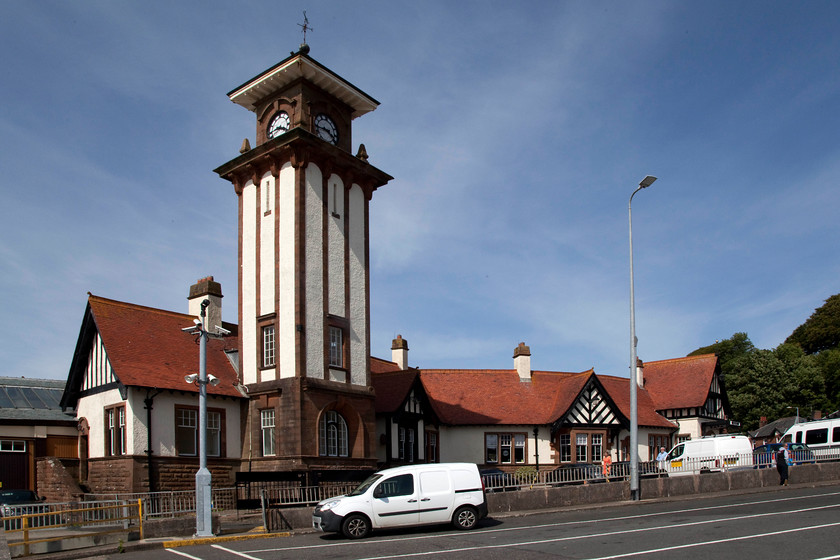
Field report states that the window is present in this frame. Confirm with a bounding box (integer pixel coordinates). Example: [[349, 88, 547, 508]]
[[485, 432, 526, 464], [648, 434, 670, 460], [176, 408, 197, 456], [105, 405, 125, 456], [375, 474, 414, 498], [329, 326, 344, 368], [0, 440, 26, 452], [426, 432, 438, 463], [207, 411, 221, 457], [591, 434, 603, 463], [319, 410, 348, 457], [399, 427, 415, 462], [262, 326, 276, 368], [261, 409, 276, 456], [485, 434, 498, 463], [559, 434, 571, 462], [834, 427, 840, 444], [514, 434, 526, 463], [576, 434, 588, 462], [176, 407, 223, 457], [805, 428, 829, 445]]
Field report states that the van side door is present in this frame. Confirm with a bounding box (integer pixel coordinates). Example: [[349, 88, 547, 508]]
[[417, 469, 454, 524], [371, 473, 419, 528]]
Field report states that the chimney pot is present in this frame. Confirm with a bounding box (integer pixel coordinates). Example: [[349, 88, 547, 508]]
[[391, 335, 409, 370], [514, 342, 531, 382]]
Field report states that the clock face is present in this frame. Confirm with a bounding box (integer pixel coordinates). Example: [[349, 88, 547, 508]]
[[314, 113, 339, 145], [267, 111, 290, 139]]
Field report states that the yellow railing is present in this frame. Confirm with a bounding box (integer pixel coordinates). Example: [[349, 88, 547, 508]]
[[4, 499, 143, 557]]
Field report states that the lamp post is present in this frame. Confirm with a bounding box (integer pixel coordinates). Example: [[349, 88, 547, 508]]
[[629, 174, 657, 501], [182, 299, 228, 537]]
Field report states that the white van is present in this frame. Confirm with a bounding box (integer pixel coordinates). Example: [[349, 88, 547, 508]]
[[312, 463, 488, 538], [783, 417, 840, 460], [664, 435, 754, 475]]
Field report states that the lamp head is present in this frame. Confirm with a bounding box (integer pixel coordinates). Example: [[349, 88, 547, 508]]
[[184, 373, 198, 384], [207, 374, 220, 387], [639, 175, 657, 188]]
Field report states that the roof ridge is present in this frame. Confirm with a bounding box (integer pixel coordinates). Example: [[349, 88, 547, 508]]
[[89, 294, 194, 321], [645, 353, 715, 366]]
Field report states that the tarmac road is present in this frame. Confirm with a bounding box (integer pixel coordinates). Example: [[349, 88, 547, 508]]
[[99, 482, 840, 560]]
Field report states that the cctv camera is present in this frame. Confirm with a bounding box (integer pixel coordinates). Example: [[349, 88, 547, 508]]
[[193, 318, 202, 326], [208, 374, 220, 387], [184, 373, 198, 384], [215, 325, 231, 336]]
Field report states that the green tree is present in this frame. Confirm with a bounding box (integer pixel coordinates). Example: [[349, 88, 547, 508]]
[[773, 343, 829, 417], [725, 349, 787, 431], [785, 294, 840, 354], [814, 347, 840, 413]]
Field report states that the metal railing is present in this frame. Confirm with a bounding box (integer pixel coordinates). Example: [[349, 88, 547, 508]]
[[3, 499, 142, 557], [480, 447, 840, 491]]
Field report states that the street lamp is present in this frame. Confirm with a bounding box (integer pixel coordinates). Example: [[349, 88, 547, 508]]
[[629, 174, 657, 501], [182, 299, 228, 537]]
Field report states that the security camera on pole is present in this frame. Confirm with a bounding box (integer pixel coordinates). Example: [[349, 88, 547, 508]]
[[182, 299, 228, 537]]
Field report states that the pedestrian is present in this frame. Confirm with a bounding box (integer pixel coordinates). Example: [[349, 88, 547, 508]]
[[776, 442, 790, 486], [601, 454, 612, 479], [656, 446, 668, 472]]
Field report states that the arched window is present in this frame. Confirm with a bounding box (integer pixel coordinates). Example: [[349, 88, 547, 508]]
[[319, 410, 348, 457]]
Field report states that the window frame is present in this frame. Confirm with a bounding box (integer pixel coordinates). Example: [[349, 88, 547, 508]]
[[260, 408, 276, 457], [104, 404, 126, 457], [484, 431, 527, 465], [319, 410, 349, 457], [174, 405, 226, 458], [262, 325, 276, 369]]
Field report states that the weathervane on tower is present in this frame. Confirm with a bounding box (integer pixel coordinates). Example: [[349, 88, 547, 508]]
[[298, 11, 312, 53]]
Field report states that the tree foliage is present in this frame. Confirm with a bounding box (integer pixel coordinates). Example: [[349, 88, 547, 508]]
[[785, 294, 840, 354]]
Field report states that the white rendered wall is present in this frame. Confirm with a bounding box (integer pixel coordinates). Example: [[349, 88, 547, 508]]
[[439, 425, 557, 465], [259, 171, 277, 381], [327, 174, 345, 317], [242, 180, 258, 384], [76, 388, 127, 459], [259, 172, 275, 318], [305, 164, 325, 379], [348, 184, 367, 386], [277, 162, 296, 379], [145, 392, 242, 458]]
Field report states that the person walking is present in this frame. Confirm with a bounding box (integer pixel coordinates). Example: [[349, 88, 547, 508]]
[[776, 442, 790, 486]]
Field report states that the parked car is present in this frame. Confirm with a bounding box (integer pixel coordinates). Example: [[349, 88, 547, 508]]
[[548, 463, 605, 486], [479, 468, 519, 492], [753, 442, 815, 468], [1, 490, 47, 530]]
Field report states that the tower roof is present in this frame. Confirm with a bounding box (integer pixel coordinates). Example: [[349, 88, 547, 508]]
[[227, 49, 380, 117]]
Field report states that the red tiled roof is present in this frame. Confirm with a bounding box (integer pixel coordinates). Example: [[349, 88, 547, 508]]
[[371, 369, 418, 413], [598, 375, 678, 429], [642, 354, 718, 411], [371, 356, 401, 374], [88, 295, 243, 398], [419, 369, 591, 426]]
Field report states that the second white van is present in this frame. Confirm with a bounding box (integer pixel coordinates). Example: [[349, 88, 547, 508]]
[[312, 463, 488, 538], [665, 435, 754, 475]]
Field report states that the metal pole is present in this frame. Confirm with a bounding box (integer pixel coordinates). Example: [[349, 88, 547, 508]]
[[629, 187, 640, 501], [195, 300, 213, 537], [628, 175, 656, 502]]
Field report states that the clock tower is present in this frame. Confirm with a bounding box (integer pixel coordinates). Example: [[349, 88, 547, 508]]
[[214, 45, 392, 477]]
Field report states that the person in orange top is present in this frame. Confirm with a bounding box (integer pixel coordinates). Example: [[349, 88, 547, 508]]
[[602, 454, 612, 479]]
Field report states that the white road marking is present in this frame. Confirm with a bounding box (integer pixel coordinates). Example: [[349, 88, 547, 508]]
[[166, 549, 205, 560], [211, 544, 263, 559]]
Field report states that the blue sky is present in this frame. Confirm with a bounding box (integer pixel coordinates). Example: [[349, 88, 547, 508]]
[[2, 1, 839, 382]]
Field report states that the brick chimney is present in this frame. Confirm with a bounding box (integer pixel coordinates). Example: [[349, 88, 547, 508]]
[[391, 335, 409, 370], [514, 342, 531, 382], [188, 276, 223, 330], [759, 416, 767, 428]]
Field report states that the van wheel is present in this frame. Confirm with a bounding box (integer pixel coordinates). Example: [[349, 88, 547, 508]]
[[342, 514, 371, 539], [452, 506, 478, 530]]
